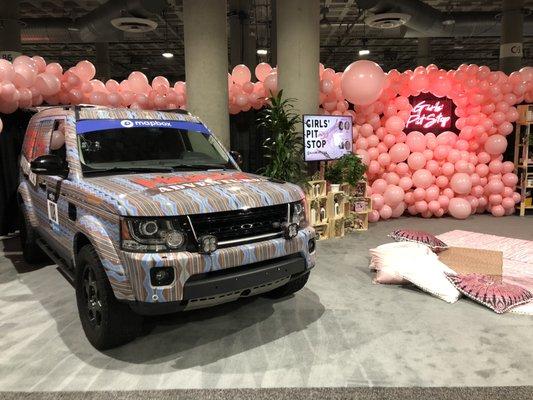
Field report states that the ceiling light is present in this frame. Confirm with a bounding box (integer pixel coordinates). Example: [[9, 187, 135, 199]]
[[67, 26, 79, 31], [442, 18, 455, 26], [162, 52, 174, 58], [256, 48, 268, 56], [359, 49, 370, 56]]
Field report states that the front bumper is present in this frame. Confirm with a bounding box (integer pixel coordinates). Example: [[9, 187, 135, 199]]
[[128, 255, 309, 315], [118, 227, 316, 305]]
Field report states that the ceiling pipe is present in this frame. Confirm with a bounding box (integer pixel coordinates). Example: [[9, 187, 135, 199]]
[[20, 0, 167, 43], [358, 0, 533, 37]]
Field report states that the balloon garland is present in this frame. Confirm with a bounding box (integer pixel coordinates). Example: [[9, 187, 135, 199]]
[[0, 54, 532, 220]]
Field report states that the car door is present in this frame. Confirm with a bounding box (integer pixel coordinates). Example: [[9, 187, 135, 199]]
[[29, 117, 71, 259]]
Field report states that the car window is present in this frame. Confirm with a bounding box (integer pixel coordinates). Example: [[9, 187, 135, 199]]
[[22, 120, 39, 160], [31, 119, 54, 160]]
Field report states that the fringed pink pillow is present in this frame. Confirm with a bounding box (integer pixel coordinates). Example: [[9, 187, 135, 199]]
[[446, 273, 533, 314], [389, 229, 448, 253]]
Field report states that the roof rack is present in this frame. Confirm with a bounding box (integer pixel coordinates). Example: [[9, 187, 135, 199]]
[[156, 108, 191, 115], [24, 104, 103, 113]]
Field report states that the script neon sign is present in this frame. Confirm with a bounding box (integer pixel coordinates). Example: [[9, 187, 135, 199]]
[[406, 100, 452, 130]]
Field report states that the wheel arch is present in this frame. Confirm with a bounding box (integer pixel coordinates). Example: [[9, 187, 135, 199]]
[[73, 216, 134, 301]]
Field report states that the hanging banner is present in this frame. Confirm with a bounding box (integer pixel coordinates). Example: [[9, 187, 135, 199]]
[[303, 115, 353, 162]]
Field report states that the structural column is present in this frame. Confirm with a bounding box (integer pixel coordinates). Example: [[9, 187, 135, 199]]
[[183, 0, 230, 147], [416, 37, 431, 66], [276, 0, 320, 119], [499, 0, 523, 74], [95, 42, 111, 81], [0, 0, 22, 60]]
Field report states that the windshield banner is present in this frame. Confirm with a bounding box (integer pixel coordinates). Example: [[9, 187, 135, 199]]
[[76, 119, 210, 135]]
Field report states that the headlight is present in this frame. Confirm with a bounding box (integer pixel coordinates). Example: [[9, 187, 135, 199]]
[[291, 200, 307, 228], [121, 218, 188, 252]]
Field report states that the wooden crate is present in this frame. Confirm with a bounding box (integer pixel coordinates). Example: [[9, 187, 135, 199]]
[[340, 180, 367, 197], [308, 196, 329, 225], [327, 191, 347, 219], [328, 217, 345, 238], [314, 222, 329, 241], [306, 180, 327, 199]]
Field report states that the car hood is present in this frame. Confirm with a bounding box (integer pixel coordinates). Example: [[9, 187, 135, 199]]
[[79, 170, 304, 217]]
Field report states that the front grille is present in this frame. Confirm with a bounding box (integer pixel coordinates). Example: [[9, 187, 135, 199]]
[[188, 203, 288, 244]]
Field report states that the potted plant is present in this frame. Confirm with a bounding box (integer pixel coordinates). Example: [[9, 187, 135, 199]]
[[325, 154, 367, 193], [340, 153, 367, 187], [324, 161, 343, 192], [257, 90, 307, 185]]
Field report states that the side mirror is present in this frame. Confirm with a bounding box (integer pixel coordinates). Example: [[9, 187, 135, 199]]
[[229, 150, 243, 167], [31, 154, 69, 178]]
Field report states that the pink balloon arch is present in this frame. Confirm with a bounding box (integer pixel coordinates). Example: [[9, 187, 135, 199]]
[[0, 54, 532, 221]]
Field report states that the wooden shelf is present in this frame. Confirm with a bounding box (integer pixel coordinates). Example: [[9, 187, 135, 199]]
[[514, 110, 533, 217]]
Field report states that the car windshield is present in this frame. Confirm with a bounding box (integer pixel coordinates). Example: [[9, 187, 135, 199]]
[[77, 121, 233, 173]]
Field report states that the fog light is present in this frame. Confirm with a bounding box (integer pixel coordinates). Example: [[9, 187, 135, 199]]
[[164, 229, 185, 249], [283, 222, 299, 240], [198, 235, 218, 254], [150, 267, 174, 286], [308, 238, 316, 253]]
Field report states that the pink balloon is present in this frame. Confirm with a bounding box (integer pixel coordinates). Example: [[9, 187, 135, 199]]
[[450, 173, 472, 195], [407, 152, 426, 171], [34, 72, 61, 96], [379, 205, 393, 220], [378, 152, 391, 167], [255, 62, 272, 82], [368, 210, 380, 222], [406, 131, 427, 152], [415, 200, 428, 213], [491, 205, 505, 217], [484, 134, 508, 155], [232, 64, 252, 85], [425, 185, 440, 202], [501, 197, 515, 209], [341, 60, 385, 106], [448, 197, 472, 219], [385, 116, 405, 134], [50, 130, 65, 150], [389, 143, 410, 163], [264, 72, 278, 94], [412, 169, 434, 189], [486, 179, 505, 194], [75, 60, 96, 81], [371, 194, 385, 210], [489, 159, 503, 174], [372, 179, 388, 194], [128, 71, 150, 93], [0, 59, 15, 82], [383, 185, 404, 207], [398, 176, 413, 191], [502, 172, 518, 187]]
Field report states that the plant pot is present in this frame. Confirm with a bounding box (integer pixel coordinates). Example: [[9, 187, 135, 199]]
[[330, 184, 341, 193]]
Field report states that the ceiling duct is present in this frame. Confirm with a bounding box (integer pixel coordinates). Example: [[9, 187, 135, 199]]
[[358, 0, 533, 37], [365, 13, 411, 29], [21, 0, 167, 43]]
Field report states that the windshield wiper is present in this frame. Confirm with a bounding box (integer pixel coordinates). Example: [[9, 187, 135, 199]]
[[170, 163, 228, 170], [84, 166, 174, 175]]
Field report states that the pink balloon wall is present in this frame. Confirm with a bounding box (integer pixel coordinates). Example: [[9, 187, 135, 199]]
[[0, 55, 531, 221], [327, 61, 532, 221]]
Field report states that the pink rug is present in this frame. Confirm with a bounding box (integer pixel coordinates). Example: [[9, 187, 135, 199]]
[[437, 230, 533, 293]]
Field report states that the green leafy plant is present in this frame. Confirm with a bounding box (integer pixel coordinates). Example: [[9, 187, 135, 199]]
[[324, 161, 343, 184], [341, 153, 367, 186], [258, 90, 307, 185], [325, 154, 367, 186]]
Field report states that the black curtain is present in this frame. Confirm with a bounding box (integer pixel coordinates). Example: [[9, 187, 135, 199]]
[[0, 110, 32, 235], [230, 108, 269, 173]]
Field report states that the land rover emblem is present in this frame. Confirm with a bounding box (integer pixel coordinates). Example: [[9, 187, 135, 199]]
[[240, 223, 254, 230]]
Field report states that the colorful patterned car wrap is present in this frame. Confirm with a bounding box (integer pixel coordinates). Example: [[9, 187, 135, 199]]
[[18, 107, 315, 304]]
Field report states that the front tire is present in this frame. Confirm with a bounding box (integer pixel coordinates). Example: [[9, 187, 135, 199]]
[[75, 245, 142, 350], [19, 205, 47, 264], [264, 271, 310, 299]]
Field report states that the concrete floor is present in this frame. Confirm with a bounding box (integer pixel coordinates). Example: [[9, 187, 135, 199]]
[[0, 214, 532, 391]]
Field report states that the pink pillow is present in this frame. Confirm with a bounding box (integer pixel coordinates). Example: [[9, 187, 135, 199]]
[[446, 273, 533, 314], [389, 229, 448, 252]]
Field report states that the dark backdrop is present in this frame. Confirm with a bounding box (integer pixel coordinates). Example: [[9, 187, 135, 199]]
[[0, 110, 32, 235], [230, 108, 269, 173]]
